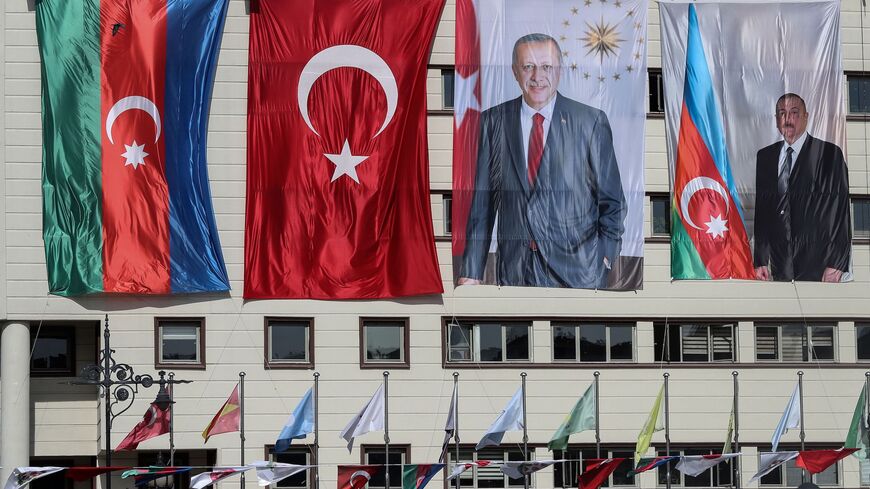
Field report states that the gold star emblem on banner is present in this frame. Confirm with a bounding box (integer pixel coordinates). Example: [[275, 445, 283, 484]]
[[580, 18, 624, 62]]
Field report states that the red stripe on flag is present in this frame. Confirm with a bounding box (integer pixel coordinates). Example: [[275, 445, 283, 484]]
[[674, 103, 754, 279], [100, 0, 171, 293]]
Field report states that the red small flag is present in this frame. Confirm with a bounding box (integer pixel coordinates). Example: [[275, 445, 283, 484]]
[[337, 465, 381, 489], [116, 403, 170, 451], [65, 467, 131, 482], [202, 383, 241, 442], [795, 448, 858, 474], [578, 458, 626, 489]]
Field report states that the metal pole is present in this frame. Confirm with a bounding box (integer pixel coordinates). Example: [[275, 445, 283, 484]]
[[384, 371, 390, 489], [594, 371, 601, 458], [453, 372, 461, 489], [169, 372, 175, 466], [664, 373, 671, 489], [103, 317, 113, 489], [798, 371, 806, 483], [521, 372, 529, 489], [314, 372, 320, 489], [732, 371, 740, 489], [240, 372, 246, 489]]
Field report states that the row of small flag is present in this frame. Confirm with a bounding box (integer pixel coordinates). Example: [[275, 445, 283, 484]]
[[6, 449, 858, 489]]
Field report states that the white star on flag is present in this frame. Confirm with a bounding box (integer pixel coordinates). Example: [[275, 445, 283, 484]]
[[705, 214, 728, 239], [121, 141, 149, 170], [325, 139, 369, 184], [454, 70, 480, 128]]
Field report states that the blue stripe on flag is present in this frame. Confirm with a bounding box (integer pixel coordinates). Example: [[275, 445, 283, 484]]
[[165, 0, 231, 293]]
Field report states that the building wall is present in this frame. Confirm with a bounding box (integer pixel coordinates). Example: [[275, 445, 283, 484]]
[[3, 0, 870, 488]]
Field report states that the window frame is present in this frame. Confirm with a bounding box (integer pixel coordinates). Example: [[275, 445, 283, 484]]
[[154, 317, 206, 370], [360, 444, 411, 489], [754, 322, 837, 363], [30, 325, 77, 377], [443, 193, 453, 237], [758, 447, 840, 487], [847, 72, 870, 115], [447, 444, 529, 488], [654, 447, 734, 488], [649, 193, 672, 238], [551, 322, 636, 363], [137, 451, 192, 489], [654, 322, 737, 363], [853, 196, 870, 240], [441, 68, 455, 110], [264, 317, 315, 369], [648, 68, 665, 115], [445, 320, 533, 364], [552, 446, 637, 489], [360, 318, 411, 369], [265, 444, 315, 488], [857, 323, 870, 362]]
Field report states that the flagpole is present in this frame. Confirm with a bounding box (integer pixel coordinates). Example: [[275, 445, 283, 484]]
[[732, 371, 740, 489], [169, 372, 175, 466], [314, 371, 320, 489], [240, 371, 246, 489], [384, 371, 391, 489], [453, 372, 461, 489], [798, 370, 806, 483], [594, 371, 601, 458], [664, 373, 671, 489], [521, 372, 529, 489]]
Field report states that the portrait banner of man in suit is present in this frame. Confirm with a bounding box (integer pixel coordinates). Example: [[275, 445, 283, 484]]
[[660, 0, 851, 283], [452, 0, 647, 290]]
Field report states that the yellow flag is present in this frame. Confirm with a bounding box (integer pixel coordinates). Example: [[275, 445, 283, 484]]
[[634, 384, 665, 463], [723, 408, 734, 454]]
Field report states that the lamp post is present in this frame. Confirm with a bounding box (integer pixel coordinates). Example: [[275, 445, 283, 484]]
[[70, 315, 191, 489]]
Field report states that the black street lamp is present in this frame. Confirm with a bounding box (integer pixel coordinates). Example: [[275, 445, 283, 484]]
[[70, 315, 191, 489]]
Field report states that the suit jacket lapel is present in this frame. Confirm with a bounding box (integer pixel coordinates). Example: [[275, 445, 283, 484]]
[[506, 97, 531, 195]]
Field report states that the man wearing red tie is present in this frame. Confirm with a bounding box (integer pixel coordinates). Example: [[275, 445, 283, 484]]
[[459, 33, 626, 288]]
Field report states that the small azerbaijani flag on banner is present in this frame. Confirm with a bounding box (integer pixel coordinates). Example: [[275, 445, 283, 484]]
[[671, 5, 754, 280], [401, 464, 445, 489]]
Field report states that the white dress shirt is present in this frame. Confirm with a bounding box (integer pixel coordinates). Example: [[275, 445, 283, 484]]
[[778, 130, 808, 175], [520, 96, 556, 170]]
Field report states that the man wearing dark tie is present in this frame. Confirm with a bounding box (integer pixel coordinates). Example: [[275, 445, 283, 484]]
[[459, 33, 626, 288], [753, 93, 851, 282]]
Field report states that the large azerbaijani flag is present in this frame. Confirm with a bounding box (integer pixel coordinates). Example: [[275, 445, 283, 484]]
[[668, 5, 754, 280], [36, 0, 230, 296]]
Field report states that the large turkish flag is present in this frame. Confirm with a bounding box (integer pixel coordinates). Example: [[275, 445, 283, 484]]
[[245, 0, 446, 299]]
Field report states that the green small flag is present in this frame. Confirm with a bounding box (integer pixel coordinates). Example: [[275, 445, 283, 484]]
[[548, 383, 596, 451], [845, 384, 869, 459], [635, 384, 665, 464], [723, 408, 734, 454]]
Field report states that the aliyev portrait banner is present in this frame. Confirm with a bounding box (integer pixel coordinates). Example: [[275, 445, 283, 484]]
[[661, 1, 851, 282], [452, 0, 648, 290]]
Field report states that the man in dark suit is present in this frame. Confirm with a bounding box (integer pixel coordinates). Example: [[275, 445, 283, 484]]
[[459, 33, 626, 288], [753, 93, 851, 282]]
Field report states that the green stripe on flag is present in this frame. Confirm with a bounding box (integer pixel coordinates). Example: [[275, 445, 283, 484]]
[[846, 384, 868, 459], [36, 0, 104, 295], [670, 206, 709, 279]]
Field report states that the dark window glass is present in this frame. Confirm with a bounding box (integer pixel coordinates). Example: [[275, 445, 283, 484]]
[[649, 70, 665, 113], [854, 198, 870, 238], [442, 69, 455, 109], [161, 325, 198, 362], [274, 450, 309, 488], [848, 75, 870, 113], [858, 325, 870, 360], [138, 452, 190, 489], [756, 326, 779, 361], [656, 451, 680, 486], [609, 451, 635, 486], [270, 321, 308, 361], [365, 324, 403, 361], [610, 325, 634, 360], [711, 326, 735, 361], [31, 328, 74, 375], [809, 326, 835, 361], [553, 326, 577, 360], [681, 325, 709, 362], [444, 194, 453, 235], [651, 195, 671, 236], [449, 323, 473, 361], [505, 325, 529, 361], [479, 324, 504, 362], [366, 450, 403, 489], [579, 324, 606, 362]]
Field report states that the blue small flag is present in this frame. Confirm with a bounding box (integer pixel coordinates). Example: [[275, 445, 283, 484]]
[[275, 387, 315, 452]]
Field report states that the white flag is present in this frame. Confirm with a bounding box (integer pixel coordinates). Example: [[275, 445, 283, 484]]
[[476, 388, 524, 450], [501, 460, 562, 479], [4, 467, 64, 489], [189, 466, 250, 489], [250, 461, 312, 487], [676, 453, 740, 477], [340, 384, 385, 452], [440, 382, 459, 462], [771, 384, 801, 451], [749, 451, 799, 483]]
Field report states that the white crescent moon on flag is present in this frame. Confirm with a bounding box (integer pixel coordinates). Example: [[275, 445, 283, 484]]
[[679, 176, 730, 230], [297, 44, 398, 138], [106, 96, 162, 145], [145, 405, 158, 428], [350, 470, 371, 488]]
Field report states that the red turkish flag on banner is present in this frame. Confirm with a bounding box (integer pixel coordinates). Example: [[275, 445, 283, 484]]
[[337, 465, 381, 489], [245, 0, 446, 299]]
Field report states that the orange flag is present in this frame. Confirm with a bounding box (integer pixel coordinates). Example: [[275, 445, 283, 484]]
[[202, 383, 241, 442]]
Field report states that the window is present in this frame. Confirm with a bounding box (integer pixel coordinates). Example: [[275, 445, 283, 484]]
[[265, 318, 313, 368], [656, 448, 732, 487], [155, 318, 205, 369], [649, 69, 665, 114], [448, 446, 527, 488], [268, 446, 313, 488], [138, 451, 191, 489], [848, 74, 870, 114], [858, 324, 870, 361], [362, 445, 409, 489], [755, 323, 836, 362], [29, 458, 74, 489], [553, 448, 635, 488], [650, 194, 671, 237], [442, 68, 455, 109], [654, 323, 736, 363], [854, 198, 870, 239], [447, 321, 531, 363], [552, 323, 634, 362], [30, 326, 76, 376], [759, 450, 838, 486], [361, 318, 409, 368], [444, 194, 453, 236]]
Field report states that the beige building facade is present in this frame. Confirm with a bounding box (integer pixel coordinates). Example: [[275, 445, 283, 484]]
[[3, 0, 870, 488]]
